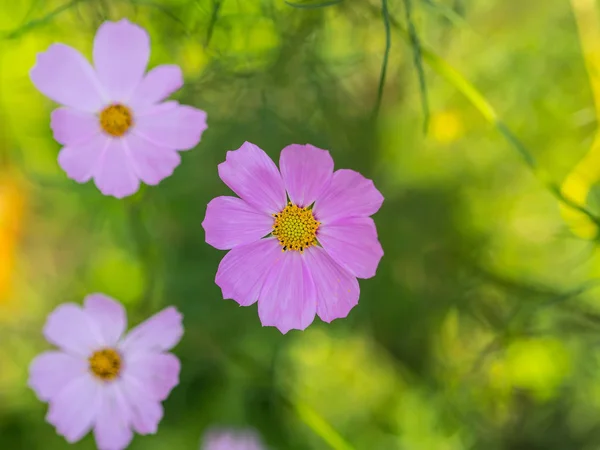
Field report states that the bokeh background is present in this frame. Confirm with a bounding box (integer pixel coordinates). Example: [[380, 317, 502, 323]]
[[3, 0, 600, 448]]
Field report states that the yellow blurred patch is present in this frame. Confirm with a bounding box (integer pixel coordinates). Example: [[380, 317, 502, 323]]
[[178, 40, 210, 77], [504, 338, 571, 400], [430, 110, 464, 144], [559, 149, 600, 240]]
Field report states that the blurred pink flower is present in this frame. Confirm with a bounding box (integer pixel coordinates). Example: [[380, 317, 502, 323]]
[[202, 142, 384, 333], [28, 294, 183, 450], [201, 427, 266, 450], [30, 19, 207, 198]]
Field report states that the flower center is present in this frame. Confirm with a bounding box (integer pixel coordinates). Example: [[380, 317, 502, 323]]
[[272, 202, 320, 252], [99, 104, 133, 137], [89, 348, 122, 381]]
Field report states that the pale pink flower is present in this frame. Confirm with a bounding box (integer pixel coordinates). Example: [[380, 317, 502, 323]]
[[201, 142, 384, 333], [28, 294, 183, 450], [30, 19, 207, 198], [201, 427, 266, 450]]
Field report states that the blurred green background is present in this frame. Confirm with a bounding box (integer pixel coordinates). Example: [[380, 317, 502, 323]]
[[3, 0, 600, 448]]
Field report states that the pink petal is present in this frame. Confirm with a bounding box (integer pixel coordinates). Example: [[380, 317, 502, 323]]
[[279, 144, 333, 207], [43, 303, 103, 357], [129, 65, 183, 112], [58, 133, 108, 183], [30, 43, 106, 112], [51, 108, 100, 146], [120, 375, 164, 435], [217, 142, 286, 215], [125, 352, 180, 401], [92, 138, 140, 198], [83, 293, 127, 347], [303, 247, 360, 323], [93, 384, 134, 450], [215, 238, 282, 307], [313, 169, 384, 224], [202, 429, 265, 450], [46, 374, 102, 443], [317, 217, 383, 279], [202, 196, 273, 250], [135, 103, 208, 150], [28, 351, 87, 402], [119, 307, 183, 355], [125, 133, 181, 185], [258, 250, 317, 334], [131, 398, 163, 435], [93, 19, 150, 102], [137, 100, 178, 117]]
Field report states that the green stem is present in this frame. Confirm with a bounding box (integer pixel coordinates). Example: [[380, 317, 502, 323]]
[[373, 0, 392, 119], [402, 0, 430, 132]]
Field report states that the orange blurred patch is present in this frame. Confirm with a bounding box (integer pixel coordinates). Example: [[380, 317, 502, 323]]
[[0, 170, 26, 311]]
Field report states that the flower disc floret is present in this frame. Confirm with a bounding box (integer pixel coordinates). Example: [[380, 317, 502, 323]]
[[99, 104, 133, 137], [89, 348, 121, 381], [272, 202, 320, 252]]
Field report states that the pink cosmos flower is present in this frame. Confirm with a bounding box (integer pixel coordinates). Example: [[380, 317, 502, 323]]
[[28, 294, 183, 450], [201, 142, 384, 334], [201, 427, 266, 450], [30, 19, 207, 198]]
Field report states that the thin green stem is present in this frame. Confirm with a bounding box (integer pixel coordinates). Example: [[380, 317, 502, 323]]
[[284, 0, 344, 8], [373, 0, 392, 119], [3, 0, 88, 39], [204, 0, 223, 47], [402, 0, 430, 132]]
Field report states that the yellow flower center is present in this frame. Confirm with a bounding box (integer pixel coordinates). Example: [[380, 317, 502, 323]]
[[89, 348, 122, 381], [272, 202, 320, 252], [99, 104, 133, 137]]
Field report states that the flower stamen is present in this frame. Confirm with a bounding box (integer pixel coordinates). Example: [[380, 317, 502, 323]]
[[89, 348, 122, 381], [99, 104, 133, 137], [272, 202, 320, 253]]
